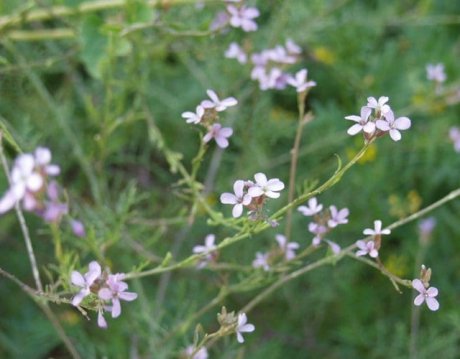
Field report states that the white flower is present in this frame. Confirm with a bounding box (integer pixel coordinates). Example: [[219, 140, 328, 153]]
[[345, 106, 375, 136], [426, 63, 446, 83], [363, 220, 391, 236], [412, 279, 440, 311], [287, 69, 316, 93], [367, 96, 391, 115], [298, 197, 323, 216], [247, 173, 285, 199], [355, 239, 379, 258], [376, 110, 411, 142], [225, 42, 247, 64], [220, 180, 252, 218], [235, 313, 255, 343], [275, 234, 299, 260], [182, 105, 205, 124], [203, 124, 233, 148], [252, 252, 270, 271], [201, 89, 237, 112]]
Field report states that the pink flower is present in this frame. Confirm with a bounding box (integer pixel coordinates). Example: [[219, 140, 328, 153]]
[[70, 219, 86, 237], [275, 234, 299, 260], [201, 89, 237, 112], [426, 63, 446, 83], [355, 240, 379, 258], [247, 173, 285, 199], [203, 123, 233, 148], [227, 5, 260, 32], [363, 220, 391, 237], [298, 197, 323, 216], [412, 279, 440, 311], [235, 313, 255, 343], [252, 252, 270, 271], [34, 147, 60, 176], [366, 96, 391, 115], [449, 127, 460, 152], [70, 261, 102, 306], [376, 110, 411, 142], [287, 69, 316, 93], [327, 206, 349, 228], [193, 234, 217, 268], [220, 180, 252, 218], [345, 106, 375, 136], [182, 105, 204, 124], [184, 346, 208, 359], [285, 39, 302, 55], [98, 274, 138, 318], [225, 42, 247, 64]]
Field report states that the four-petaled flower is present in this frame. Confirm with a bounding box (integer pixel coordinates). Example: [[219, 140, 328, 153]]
[[182, 105, 205, 124], [355, 239, 379, 258], [98, 274, 138, 318], [220, 180, 252, 217], [327, 206, 349, 228], [412, 279, 440, 311], [376, 110, 411, 142], [227, 5, 260, 32], [71, 261, 102, 306], [287, 69, 316, 93], [252, 252, 270, 271], [248, 173, 285, 199], [449, 127, 460, 152], [201, 89, 238, 112], [363, 220, 391, 237], [203, 124, 233, 148], [275, 234, 299, 260], [235, 313, 255, 343], [298, 197, 323, 216], [225, 42, 247, 64], [193, 234, 218, 268], [366, 96, 391, 115], [426, 63, 446, 83], [345, 106, 375, 136]]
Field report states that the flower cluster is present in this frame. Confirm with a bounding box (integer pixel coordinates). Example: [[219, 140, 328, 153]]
[[449, 127, 460, 152], [355, 220, 390, 258], [192, 234, 218, 268], [412, 265, 439, 311], [181, 89, 237, 149], [0, 147, 84, 235], [345, 96, 411, 142], [225, 39, 316, 92], [298, 197, 347, 254], [220, 173, 284, 219], [211, 2, 260, 33], [70, 261, 138, 328], [252, 234, 299, 271]]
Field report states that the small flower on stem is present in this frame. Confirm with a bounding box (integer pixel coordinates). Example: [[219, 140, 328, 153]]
[[203, 124, 233, 149], [182, 105, 205, 124], [235, 313, 255, 343], [366, 96, 391, 115], [248, 173, 285, 199], [412, 278, 439, 311], [193, 234, 218, 268], [345, 106, 375, 136], [298, 197, 323, 216], [70, 261, 102, 306], [287, 69, 316, 93], [252, 252, 270, 271], [363, 220, 391, 237], [225, 42, 247, 64], [201, 89, 237, 112], [355, 239, 379, 258], [220, 180, 252, 218], [327, 206, 349, 228], [227, 5, 260, 32], [376, 110, 411, 142], [98, 274, 138, 318], [275, 234, 299, 260], [426, 63, 446, 83]]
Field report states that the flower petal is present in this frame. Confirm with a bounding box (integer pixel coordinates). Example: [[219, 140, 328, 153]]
[[220, 193, 237, 204], [411, 279, 425, 293], [347, 123, 363, 136], [119, 291, 138, 302], [426, 297, 440, 311], [414, 294, 425, 306], [232, 203, 243, 218]]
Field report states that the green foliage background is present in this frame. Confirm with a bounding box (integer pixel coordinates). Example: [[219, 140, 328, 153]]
[[0, 0, 459, 358]]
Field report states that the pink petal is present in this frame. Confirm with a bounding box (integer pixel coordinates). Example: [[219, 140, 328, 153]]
[[206, 89, 219, 103], [427, 287, 438, 297], [236, 332, 244, 343], [376, 119, 390, 131], [414, 294, 425, 306], [344, 115, 361, 123], [426, 297, 439, 311], [98, 311, 108, 328], [248, 186, 263, 197], [347, 123, 363, 136], [111, 298, 121, 318], [215, 135, 229, 148], [219, 127, 233, 137], [71, 271, 86, 287], [265, 191, 280, 199], [395, 117, 411, 130], [0, 190, 18, 214], [71, 291, 87, 306], [411, 279, 425, 293], [240, 323, 255, 333], [363, 121, 376, 134], [98, 288, 112, 301], [254, 173, 267, 186], [119, 291, 138, 302], [26, 173, 43, 192], [266, 179, 284, 191], [220, 193, 237, 204], [389, 129, 402, 141], [232, 203, 243, 218]]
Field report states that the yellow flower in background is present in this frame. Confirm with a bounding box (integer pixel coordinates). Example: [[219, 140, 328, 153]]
[[313, 46, 336, 65], [384, 254, 409, 277]]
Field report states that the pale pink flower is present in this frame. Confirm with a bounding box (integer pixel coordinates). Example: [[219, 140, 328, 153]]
[[363, 220, 391, 236], [287, 69, 316, 93], [267, 45, 297, 64], [247, 173, 285, 199], [252, 252, 270, 271], [193, 234, 217, 268], [227, 5, 260, 32], [426, 63, 446, 83], [220, 180, 252, 217], [34, 147, 60, 176], [325, 240, 341, 254], [355, 240, 379, 258], [201, 89, 237, 112], [98, 274, 138, 318], [449, 127, 460, 152], [97, 309, 108, 329], [298, 197, 323, 216], [412, 279, 440, 311], [376, 110, 411, 142], [184, 345, 208, 359], [308, 222, 327, 236], [285, 39, 302, 55], [235, 313, 255, 343], [327, 206, 349, 228], [182, 105, 205, 124], [70, 219, 86, 237], [366, 96, 391, 115], [203, 123, 233, 148], [71, 261, 102, 306], [418, 217, 436, 236], [345, 106, 375, 136], [275, 234, 299, 260], [225, 42, 247, 64]]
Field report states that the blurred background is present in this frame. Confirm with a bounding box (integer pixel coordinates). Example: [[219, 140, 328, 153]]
[[0, 0, 459, 358]]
